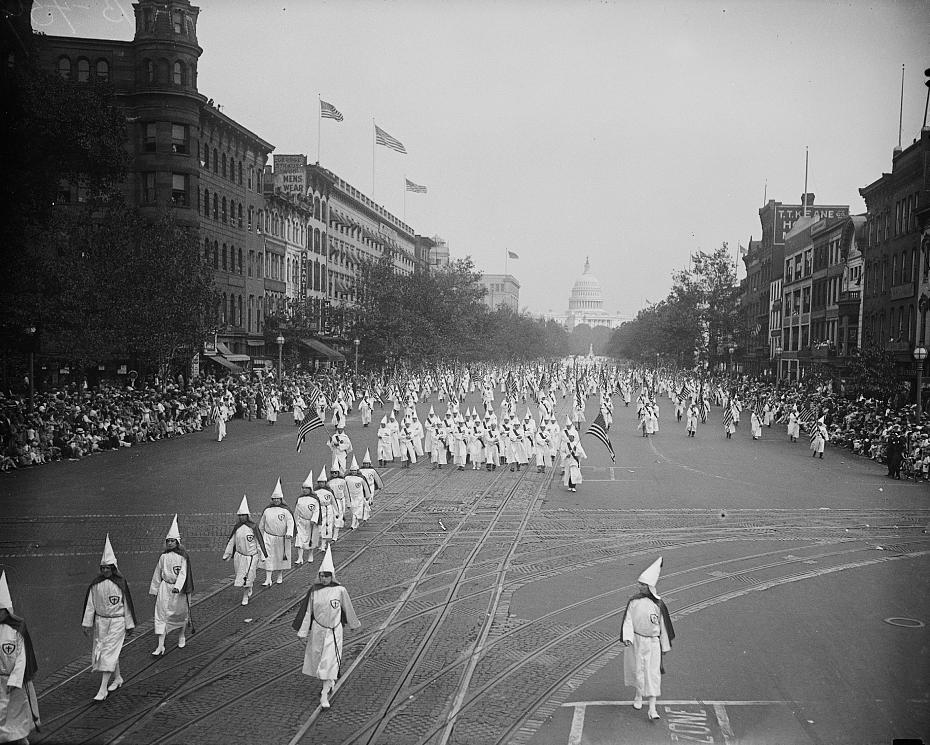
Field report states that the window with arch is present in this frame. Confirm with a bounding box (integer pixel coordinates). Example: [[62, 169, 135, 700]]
[[173, 10, 184, 35], [238, 247, 243, 275], [221, 197, 227, 223], [212, 148, 218, 173], [222, 153, 227, 178], [203, 189, 209, 217], [203, 238, 210, 263], [222, 243, 228, 271], [238, 162, 243, 185], [248, 206, 253, 231], [248, 296, 254, 332], [96, 59, 109, 81], [212, 193, 218, 220], [237, 296, 243, 326], [76, 58, 90, 82], [221, 293, 227, 325], [213, 241, 218, 269], [238, 203, 243, 228], [57, 56, 71, 79], [229, 295, 236, 326], [172, 61, 184, 86]]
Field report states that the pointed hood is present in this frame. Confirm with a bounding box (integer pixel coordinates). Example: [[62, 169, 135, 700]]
[[350, 455, 360, 471], [0, 570, 13, 613], [317, 466, 328, 483], [237, 494, 250, 515], [637, 556, 663, 598], [271, 478, 284, 500], [319, 545, 335, 575], [302, 471, 315, 489], [165, 514, 181, 541], [363, 448, 372, 465], [100, 533, 118, 567]]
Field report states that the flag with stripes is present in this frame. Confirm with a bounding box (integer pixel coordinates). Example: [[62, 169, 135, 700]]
[[305, 382, 322, 408], [506, 374, 518, 402], [507, 250, 519, 259], [296, 412, 324, 453], [405, 178, 427, 193], [797, 404, 815, 431], [375, 124, 407, 154], [575, 379, 584, 412], [320, 99, 344, 121], [586, 412, 615, 462]]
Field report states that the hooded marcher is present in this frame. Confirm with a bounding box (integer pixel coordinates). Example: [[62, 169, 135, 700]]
[[620, 557, 675, 721], [358, 450, 382, 519], [294, 472, 321, 565], [344, 458, 372, 530], [314, 468, 337, 555], [810, 417, 828, 459], [560, 429, 587, 492], [686, 402, 699, 437], [222, 496, 268, 606], [82, 535, 137, 701], [377, 417, 393, 466], [149, 515, 193, 656], [293, 547, 361, 709], [259, 479, 294, 586], [0, 570, 41, 743]]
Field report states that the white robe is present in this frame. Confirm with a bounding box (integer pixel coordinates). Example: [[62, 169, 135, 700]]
[[621, 596, 671, 697], [259, 505, 294, 571], [82, 579, 135, 672], [0, 623, 39, 742], [344, 475, 371, 528], [223, 523, 266, 587], [297, 584, 361, 680], [149, 551, 189, 634], [294, 494, 321, 550]]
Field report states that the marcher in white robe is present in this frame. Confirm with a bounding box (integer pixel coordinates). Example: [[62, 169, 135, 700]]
[[686, 404, 699, 437], [0, 571, 40, 742], [399, 423, 417, 467], [214, 403, 228, 442], [763, 402, 774, 427], [377, 418, 393, 466], [358, 452, 382, 520], [534, 429, 551, 472], [222, 497, 268, 606], [468, 426, 485, 470], [810, 418, 828, 458], [344, 460, 372, 530], [328, 430, 351, 474], [621, 557, 675, 721], [750, 410, 763, 440], [266, 395, 278, 424], [259, 483, 294, 585], [560, 433, 587, 492], [82, 536, 136, 701], [508, 425, 528, 471], [787, 408, 801, 442], [327, 471, 348, 542], [294, 476, 321, 565], [431, 421, 448, 468], [314, 473, 337, 554], [149, 516, 192, 656], [294, 548, 361, 709], [359, 396, 373, 427]]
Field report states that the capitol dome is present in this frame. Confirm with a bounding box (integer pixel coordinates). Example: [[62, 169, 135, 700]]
[[569, 257, 605, 313]]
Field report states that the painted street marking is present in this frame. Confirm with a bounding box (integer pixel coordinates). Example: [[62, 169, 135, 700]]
[[712, 703, 735, 745]]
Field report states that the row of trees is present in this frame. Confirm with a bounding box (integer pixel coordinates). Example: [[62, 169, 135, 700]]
[[605, 245, 743, 368]]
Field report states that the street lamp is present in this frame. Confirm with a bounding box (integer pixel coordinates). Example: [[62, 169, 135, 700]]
[[24, 326, 36, 412], [728, 345, 735, 374], [775, 346, 783, 381], [276, 335, 285, 385], [914, 346, 928, 418], [354, 338, 360, 376]]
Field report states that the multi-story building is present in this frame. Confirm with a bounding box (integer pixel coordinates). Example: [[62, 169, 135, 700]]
[[836, 216, 867, 359], [742, 194, 849, 376], [480, 275, 520, 311], [860, 126, 930, 389], [429, 235, 451, 270], [36, 0, 275, 374]]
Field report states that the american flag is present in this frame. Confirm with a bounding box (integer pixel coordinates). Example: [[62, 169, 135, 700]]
[[797, 404, 815, 430], [375, 124, 407, 154], [575, 379, 584, 413], [585, 412, 615, 462], [305, 382, 322, 408], [320, 99, 344, 121], [296, 412, 324, 453], [405, 178, 427, 194], [506, 374, 518, 402]]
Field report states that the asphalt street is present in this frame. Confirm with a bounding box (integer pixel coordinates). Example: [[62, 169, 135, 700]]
[[1, 390, 927, 745]]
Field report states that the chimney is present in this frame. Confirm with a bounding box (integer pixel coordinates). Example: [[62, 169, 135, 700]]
[[801, 193, 815, 211]]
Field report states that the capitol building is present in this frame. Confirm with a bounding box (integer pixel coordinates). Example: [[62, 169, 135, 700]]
[[543, 258, 630, 330]]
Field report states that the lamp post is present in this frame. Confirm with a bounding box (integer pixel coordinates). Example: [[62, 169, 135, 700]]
[[728, 345, 735, 374], [353, 338, 360, 376], [775, 346, 782, 382], [25, 326, 36, 412], [914, 346, 928, 418], [276, 335, 285, 385]]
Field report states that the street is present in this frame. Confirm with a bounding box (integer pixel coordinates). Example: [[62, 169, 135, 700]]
[[1, 392, 927, 745]]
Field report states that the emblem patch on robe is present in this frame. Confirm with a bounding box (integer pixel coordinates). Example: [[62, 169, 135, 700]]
[[650, 613, 659, 624], [246, 534, 254, 543], [109, 595, 120, 605], [330, 598, 341, 610], [173, 565, 181, 576], [278, 514, 285, 522], [1, 642, 15, 655]]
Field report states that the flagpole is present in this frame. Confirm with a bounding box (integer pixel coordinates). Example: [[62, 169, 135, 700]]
[[372, 119, 376, 198], [317, 95, 322, 164], [403, 174, 406, 222], [504, 248, 508, 277]]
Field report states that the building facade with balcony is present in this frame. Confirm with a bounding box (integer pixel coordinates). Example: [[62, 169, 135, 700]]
[[859, 127, 930, 387]]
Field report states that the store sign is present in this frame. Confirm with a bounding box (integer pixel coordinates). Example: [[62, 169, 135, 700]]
[[273, 154, 307, 195], [774, 204, 849, 244]]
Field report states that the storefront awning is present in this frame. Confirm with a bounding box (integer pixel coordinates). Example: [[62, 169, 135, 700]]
[[246, 340, 264, 347], [226, 354, 251, 362], [216, 342, 233, 355], [204, 354, 242, 372], [300, 338, 345, 361]]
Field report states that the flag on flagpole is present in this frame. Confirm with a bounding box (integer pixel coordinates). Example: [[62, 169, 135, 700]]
[[586, 412, 615, 462], [405, 178, 428, 193], [296, 412, 324, 453], [375, 124, 407, 154], [320, 99, 344, 121], [507, 250, 519, 259]]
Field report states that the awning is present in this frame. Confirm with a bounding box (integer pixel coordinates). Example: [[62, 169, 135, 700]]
[[300, 338, 345, 361], [246, 340, 264, 347], [216, 342, 233, 355], [204, 354, 241, 372], [226, 354, 251, 362]]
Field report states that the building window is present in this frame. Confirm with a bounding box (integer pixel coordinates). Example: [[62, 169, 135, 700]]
[[144, 122, 157, 152], [248, 206, 253, 231], [213, 241, 218, 269], [222, 243, 228, 271], [95, 59, 109, 82], [57, 56, 71, 80], [76, 58, 90, 82], [248, 168, 253, 191], [222, 154, 227, 178], [204, 238, 210, 263], [238, 162, 243, 185], [238, 203, 243, 228], [171, 123, 188, 154], [173, 10, 183, 34], [212, 148, 218, 173], [203, 189, 209, 217], [238, 247, 243, 275], [172, 61, 184, 86], [145, 58, 155, 83], [221, 197, 227, 223], [170, 173, 188, 206], [142, 172, 156, 203]]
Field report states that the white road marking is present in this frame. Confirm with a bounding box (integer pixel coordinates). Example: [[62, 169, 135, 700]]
[[713, 702, 735, 744]]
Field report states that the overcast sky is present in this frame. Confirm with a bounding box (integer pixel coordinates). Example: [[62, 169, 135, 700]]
[[32, 0, 930, 317]]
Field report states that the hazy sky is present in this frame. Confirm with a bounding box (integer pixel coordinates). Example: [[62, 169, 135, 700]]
[[32, 0, 930, 317]]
